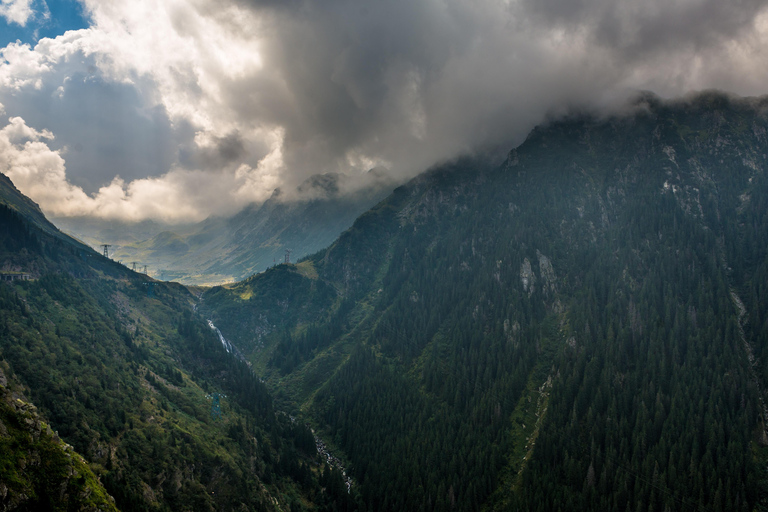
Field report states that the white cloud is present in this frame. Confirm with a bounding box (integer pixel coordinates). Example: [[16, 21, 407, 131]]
[[0, 115, 88, 214], [0, 115, 282, 222], [0, 0, 36, 27], [75, 0, 265, 135]]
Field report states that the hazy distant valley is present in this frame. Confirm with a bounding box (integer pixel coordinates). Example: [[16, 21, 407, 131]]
[[54, 171, 396, 286]]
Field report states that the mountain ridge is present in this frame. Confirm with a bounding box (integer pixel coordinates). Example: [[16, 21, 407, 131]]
[[202, 90, 768, 511]]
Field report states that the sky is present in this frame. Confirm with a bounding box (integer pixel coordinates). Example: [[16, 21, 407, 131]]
[[1, 0, 768, 223], [0, 0, 87, 45]]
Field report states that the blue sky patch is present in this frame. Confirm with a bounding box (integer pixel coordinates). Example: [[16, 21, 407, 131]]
[[1, 0, 89, 48]]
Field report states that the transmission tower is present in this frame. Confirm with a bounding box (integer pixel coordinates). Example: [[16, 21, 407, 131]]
[[284, 249, 291, 264], [101, 244, 111, 258], [143, 265, 148, 274], [130, 262, 138, 271]]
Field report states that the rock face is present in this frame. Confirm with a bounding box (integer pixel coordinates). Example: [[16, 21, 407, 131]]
[[536, 250, 557, 296], [519, 252, 556, 298], [520, 257, 536, 295]]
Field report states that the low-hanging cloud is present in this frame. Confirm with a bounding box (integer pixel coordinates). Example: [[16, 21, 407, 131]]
[[1, 0, 768, 222], [520, 0, 768, 57]]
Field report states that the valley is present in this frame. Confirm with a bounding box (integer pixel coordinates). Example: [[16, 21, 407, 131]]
[[53, 171, 395, 286]]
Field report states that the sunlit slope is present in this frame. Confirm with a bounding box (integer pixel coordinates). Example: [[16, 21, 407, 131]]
[[203, 91, 768, 511]]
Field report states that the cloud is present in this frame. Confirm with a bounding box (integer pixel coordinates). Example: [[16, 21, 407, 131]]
[[0, 115, 88, 214], [518, 0, 768, 57], [1, 0, 768, 222], [0, 115, 282, 222], [0, 0, 38, 27], [230, 0, 768, 179]]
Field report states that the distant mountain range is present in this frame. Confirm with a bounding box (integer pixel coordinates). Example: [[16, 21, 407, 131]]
[[54, 170, 396, 285]]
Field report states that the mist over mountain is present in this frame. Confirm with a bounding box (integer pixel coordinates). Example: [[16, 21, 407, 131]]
[[5, 0, 768, 226]]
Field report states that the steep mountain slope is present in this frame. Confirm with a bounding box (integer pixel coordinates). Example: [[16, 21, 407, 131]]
[[0, 173, 59, 237], [54, 171, 395, 285], [0, 365, 118, 512], [0, 177, 356, 510], [203, 91, 768, 511], [0, 172, 92, 253]]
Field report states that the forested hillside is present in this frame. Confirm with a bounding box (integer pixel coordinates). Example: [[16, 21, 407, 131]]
[[203, 91, 768, 511], [0, 183, 356, 510], [0, 363, 118, 511]]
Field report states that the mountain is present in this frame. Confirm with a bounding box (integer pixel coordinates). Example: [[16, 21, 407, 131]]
[[0, 174, 357, 510], [0, 173, 92, 252], [201, 91, 768, 511], [54, 170, 396, 285]]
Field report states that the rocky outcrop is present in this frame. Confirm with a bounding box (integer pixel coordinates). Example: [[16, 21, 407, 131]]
[[520, 258, 536, 295], [536, 250, 557, 296]]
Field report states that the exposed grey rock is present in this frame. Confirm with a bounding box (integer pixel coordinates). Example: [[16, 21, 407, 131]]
[[536, 250, 557, 296], [520, 258, 535, 295]]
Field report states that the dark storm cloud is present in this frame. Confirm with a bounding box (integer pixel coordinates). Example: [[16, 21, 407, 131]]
[[180, 130, 251, 170], [0, 55, 185, 193], [221, 0, 507, 185], [217, 0, 768, 191], [520, 0, 768, 57]]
